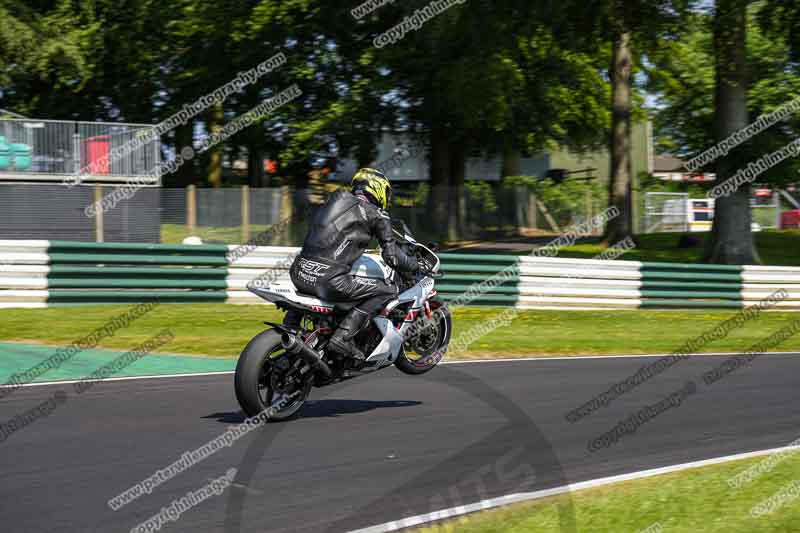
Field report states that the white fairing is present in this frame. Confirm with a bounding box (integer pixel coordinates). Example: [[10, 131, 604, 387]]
[[363, 317, 405, 368], [363, 276, 435, 370], [351, 253, 394, 283], [397, 276, 435, 305], [391, 276, 436, 342]]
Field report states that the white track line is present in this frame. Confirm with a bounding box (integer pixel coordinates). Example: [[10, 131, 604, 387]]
[[349, 444, 800, 533], [440, 351, 800, 364], [1, 351, 797, 390], [0, 371, 235, 389]]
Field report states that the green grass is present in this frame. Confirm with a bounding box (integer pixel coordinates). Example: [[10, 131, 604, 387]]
[[162, 225, 800, 264], [160, 223, 275, 245], [555, 230, 800, 266], [1, 305, 798, 358], [412, 452, 800, 533]]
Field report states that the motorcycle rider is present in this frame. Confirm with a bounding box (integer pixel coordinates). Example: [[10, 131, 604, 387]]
[[287, 168, 420, 361]]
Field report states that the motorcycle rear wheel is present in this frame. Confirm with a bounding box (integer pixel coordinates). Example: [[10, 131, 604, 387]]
[[235, 329, 312, 420]]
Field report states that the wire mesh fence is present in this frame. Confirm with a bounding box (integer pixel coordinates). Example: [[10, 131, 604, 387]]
[[0, 183, 95, 241], [0, 181, 619, 245], [751, 193, 781, 230], [76, 121, 159, 179], [0, 183, 160, 242], [0, 181, 791, 247], [0, 118, 158, 182], [643, 191, 784, 234], [643, 192, 690, 234], [159, 187, 289, 244], [393, 183, 604, 241]]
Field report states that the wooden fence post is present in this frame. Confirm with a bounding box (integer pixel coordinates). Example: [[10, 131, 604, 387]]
[[94, 185, 104, 243], [241, 185, 251, 243], [186, 185, 197, 235]]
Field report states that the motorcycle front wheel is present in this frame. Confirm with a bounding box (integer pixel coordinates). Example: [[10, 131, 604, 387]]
[[234, 329, 312, 420], [395, 298, 452, 375]]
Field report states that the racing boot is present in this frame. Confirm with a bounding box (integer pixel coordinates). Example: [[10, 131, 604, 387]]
[[328, 308, 369, 362]]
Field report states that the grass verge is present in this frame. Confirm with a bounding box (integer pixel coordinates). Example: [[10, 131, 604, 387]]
[[411, 452, 800, 532], [556, 230, 800, 266], [0, 305, 798, 358], [160, 223, 274, 245]]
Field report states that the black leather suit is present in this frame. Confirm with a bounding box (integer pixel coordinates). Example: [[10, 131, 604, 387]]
[[290, 189, 419, 314]]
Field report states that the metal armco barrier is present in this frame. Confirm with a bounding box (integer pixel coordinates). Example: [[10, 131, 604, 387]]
[[1, 240, 799, 310]]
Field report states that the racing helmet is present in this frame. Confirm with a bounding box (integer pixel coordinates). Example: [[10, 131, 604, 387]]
[[351, 168, 392, 210]]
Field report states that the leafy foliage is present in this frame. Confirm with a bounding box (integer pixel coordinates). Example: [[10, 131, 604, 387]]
[[648, 2, 800, 188]]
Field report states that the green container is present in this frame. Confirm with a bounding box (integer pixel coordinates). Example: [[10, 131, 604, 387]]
[[0, 136, 10, 170], [10, 143, 32, 170]]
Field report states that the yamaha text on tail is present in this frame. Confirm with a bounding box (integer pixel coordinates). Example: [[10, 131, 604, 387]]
[[234, 221, 451, 420]]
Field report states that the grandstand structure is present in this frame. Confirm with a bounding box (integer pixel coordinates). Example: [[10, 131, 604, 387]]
[[0, 117, 159, 185], [0, 117, 161, 243]]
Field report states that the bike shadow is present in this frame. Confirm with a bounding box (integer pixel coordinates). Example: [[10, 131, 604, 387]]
[[205, 399, 422, 423]]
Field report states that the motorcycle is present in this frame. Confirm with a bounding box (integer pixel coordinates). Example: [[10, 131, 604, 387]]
[[234, 221, 451, 420]]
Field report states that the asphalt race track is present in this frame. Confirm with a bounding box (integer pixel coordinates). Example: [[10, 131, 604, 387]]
[[1, 353, 799, 532]]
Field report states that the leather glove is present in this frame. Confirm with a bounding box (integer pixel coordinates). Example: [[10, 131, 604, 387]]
[[417, 255, 435, 275]]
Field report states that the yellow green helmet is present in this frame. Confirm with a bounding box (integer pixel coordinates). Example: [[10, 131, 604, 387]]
[[351, 168, 392, 210]]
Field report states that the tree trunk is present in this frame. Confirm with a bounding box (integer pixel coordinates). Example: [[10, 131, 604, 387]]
[[704, 0, 760, 264], [449, 140, 468, 241], [247, 146, 264, 187], [207, 102, 224, 188], [283, 160, 311, 245], [356, 133, 378, 169], [605, 29, 634, 244], [427, 125, 450, 240], [501, 145, 521, 178], [174, 119, 195, 186]]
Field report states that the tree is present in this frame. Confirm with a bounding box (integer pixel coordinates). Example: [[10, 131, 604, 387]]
[[607, 17, 635, 244], [650, 3, 800, 176], [650, 1, 800, 263], [358, 0, 610, 240], [705, 0, 760, 264], [588, 0, 694, 243], [0, 0, 99, 118]]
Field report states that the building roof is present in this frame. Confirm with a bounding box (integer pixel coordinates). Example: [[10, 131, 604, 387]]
[[0, 109, 27, 119]]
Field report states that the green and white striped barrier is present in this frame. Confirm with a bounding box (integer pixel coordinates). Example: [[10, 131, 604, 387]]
[[0, 240, 228, 307], [1, 240, 799, 310], [515, 256, 800, 309]]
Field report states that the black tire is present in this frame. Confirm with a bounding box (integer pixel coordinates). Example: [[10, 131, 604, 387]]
[[234, 329, 311, 420], [394, 299, 452, 375]]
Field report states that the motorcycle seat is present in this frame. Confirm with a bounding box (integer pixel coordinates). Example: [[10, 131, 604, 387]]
[[250, 281, 364, 314], [294, 291, 360, 311]]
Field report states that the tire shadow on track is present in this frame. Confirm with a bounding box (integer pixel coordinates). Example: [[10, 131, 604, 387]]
[[204, 399, 422, 423], [223, 365, 577, 533]]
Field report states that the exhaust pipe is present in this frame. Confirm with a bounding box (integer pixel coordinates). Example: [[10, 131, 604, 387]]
[[281, 332, 332, 379]]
